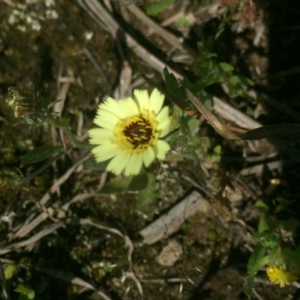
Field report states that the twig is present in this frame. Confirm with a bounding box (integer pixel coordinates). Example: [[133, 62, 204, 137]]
[[2, 0, 15, 7], [50, 153, 90, 194], [212, 96, 261, 130], [33, 266, 112, 300], [0, 259, 9, 300], [139, 191, 209, 244], [122, 271, 143, 296], [82, 47, 110, 85], [0, 223, 63, 255], [185, 89, 240, 139], [79, 219, 142, 294], [78, 0, 183, 78], [79, 219, 134, 269], [141, 278, 188, 284], [126, 4, 196, 55], [11, 153, 91, 240]]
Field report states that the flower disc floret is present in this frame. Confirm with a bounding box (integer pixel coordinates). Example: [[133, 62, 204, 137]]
[[88, 88, 171, 176]]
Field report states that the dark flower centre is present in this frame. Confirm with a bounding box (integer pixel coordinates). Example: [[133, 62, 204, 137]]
[[123, 118, 153, 148]]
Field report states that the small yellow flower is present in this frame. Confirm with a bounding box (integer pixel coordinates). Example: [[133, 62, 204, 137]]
[[266, 265, 298, 288], [88, 88, 171, 176], [5, 87, 28, 118]]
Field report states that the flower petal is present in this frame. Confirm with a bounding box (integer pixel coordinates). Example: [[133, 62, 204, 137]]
[[156, 106, 170, 137], [106, 151, 131, 175], [118, 97, 139, 117], [134, 89, 150, 112], [88, 128, 113, 144], [155, 140, 171, 159], [149, 88, 164, 115], [156, 106, 169, 123], [92, 144, 122, 162], [142, 146, 155, 167], [94, 110, 119, 129], [101, 97, 126, 119], [158, 121, 170, 137], [124, 153, 143, 176]]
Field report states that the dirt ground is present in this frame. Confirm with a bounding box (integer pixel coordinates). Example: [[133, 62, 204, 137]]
[[1, 0, 300, 299]]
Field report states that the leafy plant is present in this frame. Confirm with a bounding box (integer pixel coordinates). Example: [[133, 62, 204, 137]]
[[146, 0, 175, 16]]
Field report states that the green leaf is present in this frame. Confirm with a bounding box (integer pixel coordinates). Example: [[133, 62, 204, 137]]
[[214, 27, 225, 40], [277, 218, 300, 232], [180, 147, 200, 163], [186, 117, 201, 132], [213, 145, 221, 156], [136, 173, 157, 212], [62, 126, 93, 149], [100, 176, 132, 194], [163, 68, 181, 94], [163, 68, 186, 110], [219, 62, 234, 72], [256, 200, 269, 210], [177, 16, 193, 28], [4, 264, 16, 280], [84, 158, 109, 171], [228, 75, 241, 85], [256, 230, 279, 248], [245, 245, 269, 298], [100, 173, 149, 194], [241, 76, 254, 86], [257, 213, 269, 233], [15, 284, 35, 299], [281, 247, 300, 273], [128, 172, 148, 191], [22, 145, 62, 167], [146, 0, 175, 16]]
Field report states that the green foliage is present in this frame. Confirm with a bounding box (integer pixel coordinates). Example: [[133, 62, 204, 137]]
[[246, 196, 300, 297], [280, 247, 300, 273], [146, 0, 175, 16], [167, 113, 201, 164], [136, 173, 157, 213], [4, 264, 16, 280], [245, 244, 269, 298], [84, 157, 109, 171], [204, 145, 222, 164], [3, 265, 35, 300], [163, 68, 186, 111], [5, 87, 54, 131], [253, 230, 279, 248], [177, 16, 193, 28], [0, 168, 24, 192], [193, 41, 253, 97], [99, 172, 148, 194], [21, 145, 63, 167], [15, 284, 35, 300]]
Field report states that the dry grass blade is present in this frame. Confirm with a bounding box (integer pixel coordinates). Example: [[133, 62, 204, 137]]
[[0, 260, 9, 300], [212, 96, 261, 130], [185, 89, 241, 139], [79, 219, 134, 269], [0, 223, 63, 255], [33, 266, 112, 300], [126, 4, 196, 55], [79, 219, 142, 294], [187, 89, 300, 141], [240, 124, 300, 140], [78, 0, 182, 78], [12, 153, 91, 240], [139, 191, 209, 245]]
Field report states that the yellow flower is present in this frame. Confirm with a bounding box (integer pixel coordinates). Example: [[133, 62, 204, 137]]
[[266, 265, 298, 288], [88, 88, 171, 176]]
